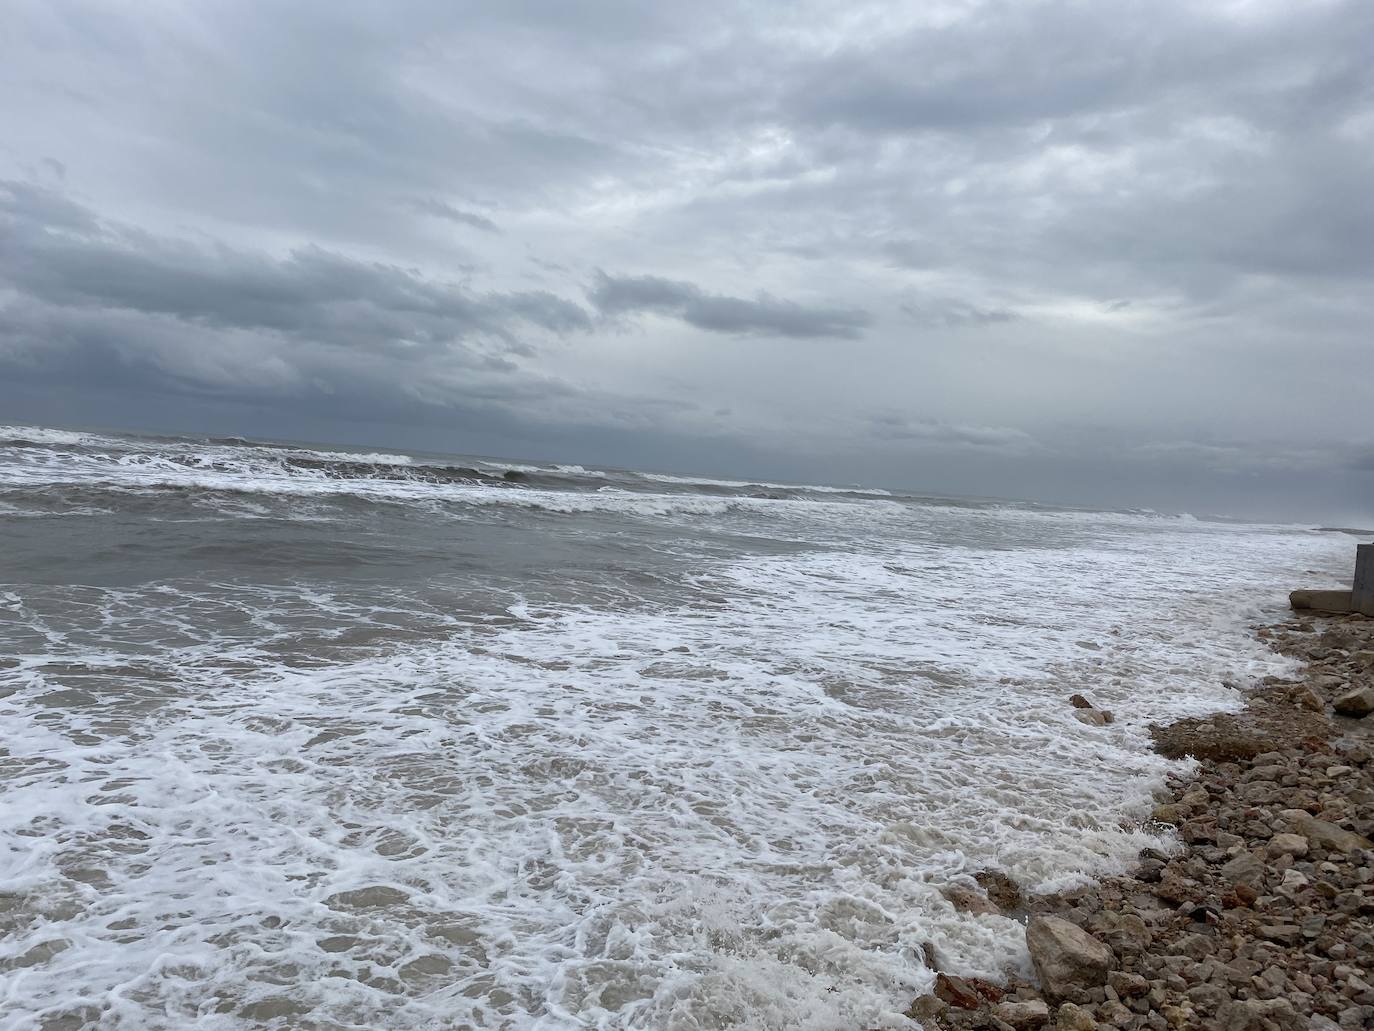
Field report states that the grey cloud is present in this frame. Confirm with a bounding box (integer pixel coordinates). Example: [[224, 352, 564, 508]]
[[0, 180, 620, 427], [787, 2, 1372, 140], [0, 181, 590, 353], [408, 197, 501, 234], [900, 296, 1018, 328], [0, 287, 680, 445], [652, 2, 1374, 310], [1131, 440, 1374, 477], [589, 272, 871, 340]]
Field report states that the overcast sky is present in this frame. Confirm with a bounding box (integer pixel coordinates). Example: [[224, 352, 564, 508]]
[[2, 0, 1371, 520]]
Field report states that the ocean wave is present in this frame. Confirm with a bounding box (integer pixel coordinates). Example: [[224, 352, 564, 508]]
[[0, 435, 915, 532], [0, 424, 96, 447], [477, 459, 612, 478], [638, 470, 893, 496], [283, 448, 414, 466]]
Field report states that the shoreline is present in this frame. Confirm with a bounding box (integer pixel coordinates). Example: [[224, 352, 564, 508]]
[[901, 609, 1374, 1030]]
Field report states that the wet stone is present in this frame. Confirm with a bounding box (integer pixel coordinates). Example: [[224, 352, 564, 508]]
[[912, 614, 1374, 1031], [936, 973, 984, 1010], [994, 999, 1050, 1030], [1052, 1002, 1097, 1030]]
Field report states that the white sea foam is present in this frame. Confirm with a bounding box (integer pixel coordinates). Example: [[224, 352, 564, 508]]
[[0, 425, 96, 446], [0, 495, 1354, 1029], [0, 441, 907, 530], [476, 460, 612, 478], [283, 447, 415, 465], [0, 500, 113, 518], [638, 471, 894, 495]]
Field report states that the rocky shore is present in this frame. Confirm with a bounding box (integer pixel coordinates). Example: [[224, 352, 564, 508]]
[[901, 611, 1374, 1031]]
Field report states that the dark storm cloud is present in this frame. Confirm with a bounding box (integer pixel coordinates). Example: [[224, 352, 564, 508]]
[[0, 180, 590, 351], [0, 180, 616, 427], [589, 272, 871, 340]]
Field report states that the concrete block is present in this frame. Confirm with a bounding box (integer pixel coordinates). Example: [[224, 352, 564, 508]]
[[1355, 544, 1374, 617], [1289, 590, 1353, 613]]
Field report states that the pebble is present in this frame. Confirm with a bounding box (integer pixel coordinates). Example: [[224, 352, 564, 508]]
[[906, 613, 1374, 1031], [1267, 832, 1309, 858]]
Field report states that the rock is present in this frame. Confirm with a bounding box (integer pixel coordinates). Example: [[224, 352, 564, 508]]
[[967, 977, 1006, 1004], [1333, 686, 1374, 717], [1151, 717, 1279, 761], [1170, 931, 1214, 960], [1160, 1004, 1193, 1028], [975, 869, 1025, 912], [1179, 783, 1210, 809], [1098, 913, 1151, 955], [1186, 982, 1229, 1014], [1280, 810, 1374, 853], [1276, 868, 1309, 898], [1135, 858, 1165, 882], [1107, 971, 1148, 997], [1026, 916, 1112, 1000], [1220, 852, 1266, 887], [1151, 803, 1186, 825], [1099, 1000, 1132, 1026], [1267, 832, 1310, 858], [920, 940, 941, 971], [1053, 1002, 1098, 1030], [1154, 871, 1200, 905], [935, 972, 983, 1010], [1294, 686, 1325, 711], [994, 999, 1050, 1030], [325, 885, 410, 909], [1217, 997, 1304, 1030], [1180, 820, 1216, 844], [1258, 924, 1303, 946], [1069, 694, 1094, 709], [1075, 709, 1113, 727], [906, 994, 947, 1021], [943, 883, 1000, 916]]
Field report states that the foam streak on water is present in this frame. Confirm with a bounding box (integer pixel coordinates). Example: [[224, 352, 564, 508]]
[[0, 426, 1355, 1030]]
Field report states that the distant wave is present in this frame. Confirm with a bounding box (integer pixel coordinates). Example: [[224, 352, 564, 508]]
[[284, 448, 414, 466], [0, 425, 95, 447], [637, 470, 894, 497], [477, 460, 612, 479]]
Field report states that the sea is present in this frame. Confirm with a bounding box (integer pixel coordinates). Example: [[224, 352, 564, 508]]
[[0, 424, 1355, 1030]]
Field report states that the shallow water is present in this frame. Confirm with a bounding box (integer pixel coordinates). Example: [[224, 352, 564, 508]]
[[0, 424, 1354, 1029]]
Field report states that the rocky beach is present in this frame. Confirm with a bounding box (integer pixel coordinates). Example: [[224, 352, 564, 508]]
[[904, 609, 1374, 1031]]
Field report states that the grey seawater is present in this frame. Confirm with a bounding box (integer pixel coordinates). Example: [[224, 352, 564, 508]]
[[0, 425, 1353, 1030]]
